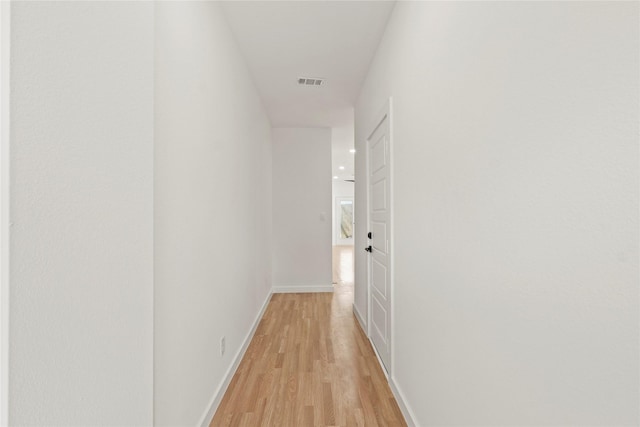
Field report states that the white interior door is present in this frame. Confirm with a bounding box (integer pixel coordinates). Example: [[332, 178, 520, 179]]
[[366, 104, 392, 373]]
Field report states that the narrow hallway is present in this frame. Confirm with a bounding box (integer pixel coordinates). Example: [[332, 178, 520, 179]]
[[211, 245, 405, 426], [4, 1, 637, 425]]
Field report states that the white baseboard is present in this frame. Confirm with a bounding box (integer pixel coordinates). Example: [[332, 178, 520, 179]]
[[197, 292, 273, 427], [352, 303, 366, 331], [389, 376, 419, 427], [272, 285, 334, 293], [353, 303, 416, 426]]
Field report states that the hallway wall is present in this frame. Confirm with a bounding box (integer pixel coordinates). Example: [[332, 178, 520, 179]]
[[355, 2, 639, 425], [272, 128, 332, 292], [9, 2, 154, 424], [154, 2, 273, 425]]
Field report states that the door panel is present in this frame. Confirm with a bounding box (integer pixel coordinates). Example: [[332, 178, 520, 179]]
[[372, 296, 387, 339], [371, 180, 386, 212], [371, 223, 386, 252], [371, 134, 386, 173], [372, 258, 387, 298], [367, 109, 391, 373]]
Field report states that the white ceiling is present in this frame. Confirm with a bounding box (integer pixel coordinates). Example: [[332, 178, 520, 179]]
[[220, 1, 396, 129]]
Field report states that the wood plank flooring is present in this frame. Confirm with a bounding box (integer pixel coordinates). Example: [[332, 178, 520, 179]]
[[211, 246, 406, 426]]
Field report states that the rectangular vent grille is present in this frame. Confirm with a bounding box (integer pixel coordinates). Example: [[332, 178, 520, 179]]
[[298, 77, 324, 86]]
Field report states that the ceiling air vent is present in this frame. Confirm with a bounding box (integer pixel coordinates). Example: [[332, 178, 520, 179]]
[[297, 77, 324, 86]]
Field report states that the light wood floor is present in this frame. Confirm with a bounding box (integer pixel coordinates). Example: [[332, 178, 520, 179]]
[[332, 245, 354, 286], [211, 246, 406, 426]]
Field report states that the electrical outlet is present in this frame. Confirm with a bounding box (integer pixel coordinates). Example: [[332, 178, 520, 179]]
[[220, 336, 226, 357]]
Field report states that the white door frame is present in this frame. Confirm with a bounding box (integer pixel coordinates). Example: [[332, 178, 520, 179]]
[[335, 196, 354, 246], [1, 1, 10, 423], [365, 97, 394, 377]]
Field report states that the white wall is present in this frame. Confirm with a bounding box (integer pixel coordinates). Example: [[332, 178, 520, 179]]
[[272, 128, 332, 292], [332, 180, 354, 246], [355, 2, 639, 425], [10, 2, 154, 424], [154, 2, 273, 425], [0, 2, 10, 424]]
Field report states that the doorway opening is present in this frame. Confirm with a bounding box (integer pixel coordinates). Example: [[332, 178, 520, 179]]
[[333, 196, 354, 288], [336, 197, 354, 245], [331, 123, 355, 296]]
